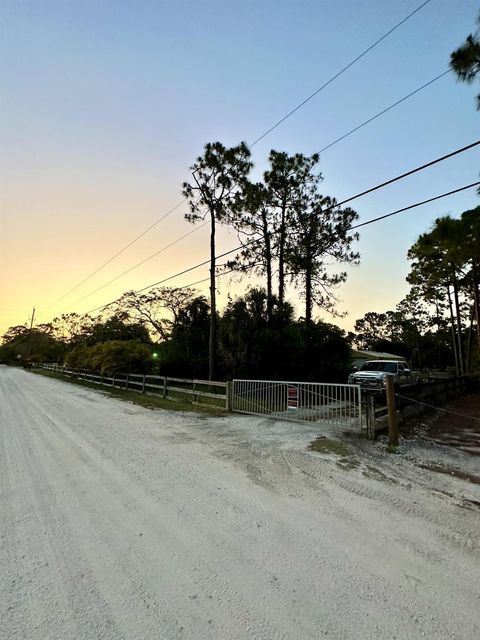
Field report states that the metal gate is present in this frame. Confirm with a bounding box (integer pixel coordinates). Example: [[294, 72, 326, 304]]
[[232, 379, 362, 430]]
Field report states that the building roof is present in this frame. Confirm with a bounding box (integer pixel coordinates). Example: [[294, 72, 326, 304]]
[[351, 350, 405, 361]]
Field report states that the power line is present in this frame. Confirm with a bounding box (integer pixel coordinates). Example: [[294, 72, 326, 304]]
[[135, 181, 480, 293], [67, 137, 480, 313], [319, 69, 451, 153], [45, 199, 187, 310], [85, 266, 232, 315], [249, 0, 434, 146], [84, 260, 212, 314], [65, 221, 209, 309], [335, 139, 480, 209], [350, 181, 480, 230], [82, 179, 479, 316], [172, 267, 235, 292], [53, 137, 480, 317], [47, 0, 433, 308]]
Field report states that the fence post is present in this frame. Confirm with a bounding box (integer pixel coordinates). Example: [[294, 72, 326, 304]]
[[226, 381, 231, 412], [365, 392, 376, 439], [385, 375, 398, 447], [142, 375, 146, 394], [163, 377, 167, 399], [112, 374, 116, 388], [193, 380, 197, 403]]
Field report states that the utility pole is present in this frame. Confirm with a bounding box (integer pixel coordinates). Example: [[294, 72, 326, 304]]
[[26, 307, 35, 359]]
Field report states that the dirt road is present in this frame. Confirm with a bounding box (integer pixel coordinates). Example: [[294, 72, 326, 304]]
[[1, 366, 479, 639]]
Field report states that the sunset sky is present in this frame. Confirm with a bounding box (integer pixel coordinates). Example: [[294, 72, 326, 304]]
[[1, 0, 479, 338]]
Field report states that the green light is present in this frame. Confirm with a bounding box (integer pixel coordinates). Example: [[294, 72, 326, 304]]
[[152, 352, 159, 359]]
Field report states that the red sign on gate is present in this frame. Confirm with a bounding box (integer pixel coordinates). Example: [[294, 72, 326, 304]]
[[287, 385, 298, 410]]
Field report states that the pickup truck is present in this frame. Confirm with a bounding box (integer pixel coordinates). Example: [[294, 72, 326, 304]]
[[348, 360, 420, 391]]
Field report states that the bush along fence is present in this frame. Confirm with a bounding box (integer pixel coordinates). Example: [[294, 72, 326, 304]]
[[37, 364, 229, 410]]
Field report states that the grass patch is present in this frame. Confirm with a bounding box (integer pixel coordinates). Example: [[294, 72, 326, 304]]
[[308, 436, 350, 456], [31, 369, 226, 416]]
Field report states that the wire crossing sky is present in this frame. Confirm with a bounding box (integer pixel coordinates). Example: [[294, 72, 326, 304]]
[[1, 0, 479, 334], [56, 138, 480, 316], [44, 0, 437, 311]]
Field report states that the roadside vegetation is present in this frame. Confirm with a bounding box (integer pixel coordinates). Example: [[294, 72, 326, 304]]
[[3, 198, 478, 382], [2, 16, 480, 385], [354, 207, 480, 375], [2, 199, 479, 382], [1, 147, 362, 383], [33, 368, 226, 415]]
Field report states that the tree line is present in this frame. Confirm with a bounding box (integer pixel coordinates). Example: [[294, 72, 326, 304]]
[[1, 17, 478, 381], [2, 205, 478, 379], [182, 144, 359, 378], [354, 208, 480, 374], [0, 289, 351, 383], [1, 144, 360, 382]]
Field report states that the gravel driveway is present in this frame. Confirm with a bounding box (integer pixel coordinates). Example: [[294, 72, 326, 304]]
[[1, 366, 479, 639]]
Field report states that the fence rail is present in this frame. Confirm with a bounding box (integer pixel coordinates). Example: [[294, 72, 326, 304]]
[[37, 364, 228, 410], [232, 379, 362, 431], [362, 376, 471, 437]]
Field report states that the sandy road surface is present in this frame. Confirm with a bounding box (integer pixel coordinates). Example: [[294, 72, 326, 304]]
[[1, 366, 479, 639]]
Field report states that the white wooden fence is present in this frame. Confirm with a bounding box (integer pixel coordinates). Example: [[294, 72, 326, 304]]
[[38, 364, 228, 410], [37, 365, 364, 429]]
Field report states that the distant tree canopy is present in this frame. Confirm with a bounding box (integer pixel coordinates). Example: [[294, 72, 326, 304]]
[[112, 287, 198, 342], [51, 313, 94, 346], [2, 287, 353, 382], [0, 324, 67, 365], [84, 316, 151, 346], [407, 211, 480, 374], [353, 208, 480, 373], [0, 315, 152, 368], [227, 149, 360, 324], [450, 11, 480, 109]]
